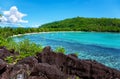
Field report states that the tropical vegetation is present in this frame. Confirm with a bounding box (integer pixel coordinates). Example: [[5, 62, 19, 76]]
[[40, 17, 120, 32]]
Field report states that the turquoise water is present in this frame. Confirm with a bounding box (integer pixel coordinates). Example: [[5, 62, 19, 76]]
[[13, 32, 120, 70]]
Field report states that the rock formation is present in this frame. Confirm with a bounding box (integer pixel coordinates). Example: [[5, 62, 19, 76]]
[[0, 46, 120, 79]]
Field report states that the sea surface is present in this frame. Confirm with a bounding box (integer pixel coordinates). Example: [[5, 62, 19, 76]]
[[13, 32, 120, 70]]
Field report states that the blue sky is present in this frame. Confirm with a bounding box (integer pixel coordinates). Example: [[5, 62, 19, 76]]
[[0, 0, 120, 27]]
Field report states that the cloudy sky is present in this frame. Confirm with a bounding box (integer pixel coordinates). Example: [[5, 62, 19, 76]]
[[0, 0, 120, 27]]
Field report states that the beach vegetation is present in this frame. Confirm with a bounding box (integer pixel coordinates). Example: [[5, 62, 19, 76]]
[[55, 46, 66, 54]]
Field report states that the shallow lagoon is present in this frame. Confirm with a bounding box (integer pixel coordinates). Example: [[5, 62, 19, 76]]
[[13, 32, 120, 70]]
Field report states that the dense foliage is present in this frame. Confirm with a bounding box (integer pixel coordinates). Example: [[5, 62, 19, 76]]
[[40, 17, 120, 32], [0, 27, 40, 38]]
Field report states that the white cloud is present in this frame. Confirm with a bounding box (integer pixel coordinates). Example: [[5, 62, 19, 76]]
[[0, 6, 28, 24]]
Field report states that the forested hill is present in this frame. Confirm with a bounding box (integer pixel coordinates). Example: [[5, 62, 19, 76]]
[[40, 17, 120, 32]]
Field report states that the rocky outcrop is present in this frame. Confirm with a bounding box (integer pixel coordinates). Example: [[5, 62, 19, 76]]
[[29, 63, 67, 79], [0, 46, 18, 60], [0, 59, 7, 75], [36, 46, 120, 79], [0, 46, 120, 79]]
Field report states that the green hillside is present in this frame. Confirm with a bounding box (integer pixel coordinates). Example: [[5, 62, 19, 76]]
[[40, 17, 120, 32]]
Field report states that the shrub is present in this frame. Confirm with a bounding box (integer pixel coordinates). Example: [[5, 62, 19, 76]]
[[55, 46, 66, 54], [6, 39, 43, 54], [5, 39, 43, 64], [0, 36, 7, 46], [74, 52, 79, 57], [5, 56, 14, 64]]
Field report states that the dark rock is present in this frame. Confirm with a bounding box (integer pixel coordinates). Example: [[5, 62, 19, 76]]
[[0, 65, 12, 79], [36, 46, 120, 79], [0, 59, 11, 79], [0, 46, 6, 49], [29, 63, 67, 79], [43, 46, 52, 53], [0, 47, 18, 60], [0, 48, 11, 60], [8, 57, 39, 79], [17, 57, 38, 68], [0, 59, 7, 75], [28, 76, 47, 79], [36, 46, 56, 65], [9, 49, 19, 55], [9, 64, 29, 79], [0, 46, 120, 79], [0, 57, 38, 79], [68, 54, 78, 58]]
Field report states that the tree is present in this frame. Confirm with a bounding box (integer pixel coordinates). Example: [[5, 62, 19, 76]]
[[39, 17, 120, 32]]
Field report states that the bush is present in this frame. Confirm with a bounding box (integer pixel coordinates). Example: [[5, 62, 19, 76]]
[[6, 39, 43, 54], [0, 36, 7, 46], [55, 46, 66, 54], [4, 56, 16, 64], [5, 39, 43, 64]]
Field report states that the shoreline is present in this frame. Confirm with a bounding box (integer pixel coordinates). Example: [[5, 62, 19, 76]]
[[10, 31, 120, 38], [10, 31, 82, 38]]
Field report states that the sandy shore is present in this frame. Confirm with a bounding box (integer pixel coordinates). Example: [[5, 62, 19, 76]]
[[10, 31, 83, 38]]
